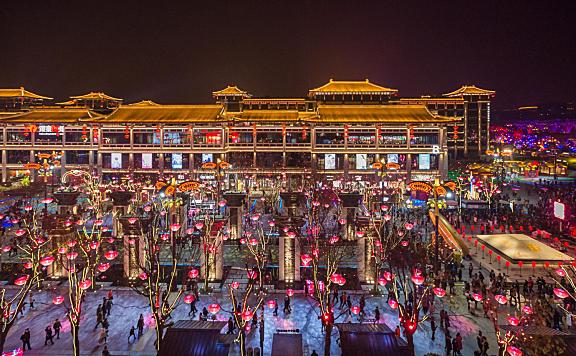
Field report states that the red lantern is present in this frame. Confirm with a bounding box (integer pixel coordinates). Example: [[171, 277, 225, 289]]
[[286, 289, 294, 297], [52, 295, 64, 305], [138, 272, 148, 280], [66, 252, 78, 260], [97, 263, 110, 272], [554, 288, 569, 299], [507, 316, 520, 326], [388, 299, 398, 309], [495, 294, 508, 304], [184, 295, 195, 304], [300, 254, 313, 267], [247, 270, 258, 280], [241, 310, 254, 321], [505, 261, 511, 267], [521, 305, 533, 315], [433, 287, 446, 298], [378, 277, 387, 286], [230, 281, 240, 289], [188, 269, 199, 279], [14, 276, 29, 286], [544, 262, 550, 268], [104, 250, 119, 260], [507, 346, 523, 356], [40, 256, 55, 267], [411, 274, 424, 285], [472, 293, 483, 302], [518, 261, 523, 267], [79, 280, 92, 290], [267, 300, 276, 309], [207, 303, 220, 314], [350, 306, 360, 315]]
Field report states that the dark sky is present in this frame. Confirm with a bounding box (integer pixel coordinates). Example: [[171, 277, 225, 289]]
[[0, 0, 575, 110]]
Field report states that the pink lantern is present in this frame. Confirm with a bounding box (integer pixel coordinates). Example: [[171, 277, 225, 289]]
[[66, 252, 78, 260], [507, 346, 523, 356], [188, 269, 199, 279], [143, 205, 152, 212], [97, 263, 110, 272], [495, 294, 508, 304], [40, 256, 55, 267], [128, 239, 136, 245], [23, 262, 33, 269], [247, 270, 258, 280], [207, 303, 220, 314], [507, 316, 520, 326], [230, 281, 240, 289], [170, 223, 181, 232], [267, 300, 276, 309], [521, 305, 533, 315], [138, 272, 148, 280], [383, 271, 394, 281], [554, 288, 570, 299], [241, 309, 254, 321], [330, 274, 342, 284], [401, 241, 409, 247], [218, 200, 227, 207], [329, 235, 340, 244], [472, 293, 483, 302], [14, 276, 28, 286], [388, 299, 398, 309], [251, 214, 260, 221], [94, 219, 104, 226], [356, 230, 365, 238], [24, 205, 33, 211], [249, 238, 258, 246], [15, 229, 26, 237], [104, 250, 119, 261], [381, 205, 389, 212], [41, 197, 54, 204], [378, 277, 387, 286], [301, 254, 313, 266], [1, 246, 11, 253], [185, 228, 194, 235], [52, 295, 64, 305], [287, 231, 297, 238], [433, 287, 446, 298], [58, 247, 68, 254], [404, 223, 414, 230], [312, 200, 320, 207], [350, 306, 360, 315], [89, 241, 100, 250], [160, 233, 170, 241], [128, 217, 138, 224], [184, 295, 195, 304], [195, 222, 204, 230], [268, 221, 276, 227], [555, 268, 566, 277], [411, 274, 424, 285], [67, 240, 77, 248], [286, 289, 294, 297], [338, 218, 347, 225], [383, 214, 392, 221], [79, 280, 92, 290], [64, 221, 73, 227]]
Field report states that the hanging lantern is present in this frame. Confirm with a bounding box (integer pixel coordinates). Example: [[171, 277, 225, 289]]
[[338, 218, 347, 225], [433, 287, 446, 298], [52, 295, 64, 305], [247, 270, 258, 280], [521, 305, 533, 315], [287, 231, 297, 238], [94, 219, 104, 226], [249, 238, 258, 246], [188, 269, 199, 279], [401, 241, 409, 247], [1, 246, 11, 253], [23, 262, 33, 269], [350, 306, 360, 315], [184, 295, 195, 304], [161, 233, 170, 241], [330, 274, 343, 284], [507, 346, 523, 356], [404, 223, 414, 230], [66, 252, 78, 260], [15, 229, 26, 237], [383, 214, 392, 221], [137, 272, 147, 281], [556, 268, 566, 277], [241, 309, 254, 321], [554, 288, 569, 299], [24, 205, 33, 212], [104, 250, 119, 260], [383, 271, 393, 281], [143, 205, 152, 213], [170, 223, 181, 232], [195, 222, 204, 230], [14, 276, 29, 286], [329, 235, 340, 244], [472, 293, 483, 302], [388, 299, 398, 309], [89, 241, 100, 250], [286, 289, 294, 297], [268, 221, 275, 227], [230, 281, 240, 289], [251, 214, 260, 221], [507, 316, 520, 326], [495, 294, 508, 304], [208, 303, 221, 314], [98, 263, 110, 272], [267, 300, 276, 309], [79, 280, 92, 290], [128, 217, 138, 224], [300, 254, 313, 266], [378, 277, 387, 286], [411, 274, 424, 285]]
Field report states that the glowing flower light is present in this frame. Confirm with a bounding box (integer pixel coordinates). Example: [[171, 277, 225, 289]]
[[79, 280, 92, 290], [507, 346, 523, 356], [207, 303, 220, 314], [495, 294, 508, 304], [98, 263, 110, 272], [104, 250, 119, 260], [521, 305, 533, 315], [188, 269, 199, 279], [433, 287, 446, 298], [507, 316, 520, 326], [40, 256, 55, 267], [14, 276, 29, 286], [388, 299, 398, 309], [52, 295, 64, 305], [184, 295, 195, 304], [411, 274, 424, 285], [554, 288, 569, 299], [350, 306, 360, 315]]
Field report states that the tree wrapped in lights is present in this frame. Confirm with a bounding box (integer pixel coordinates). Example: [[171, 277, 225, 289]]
[[131, 196, 186, 352], [226, 270, 265, 356], [294, 187, 350, 356], [59, 170, 115, 355], [0, 201, 52, 353], [242, 212, 274, 291], [476, 176, 501, 210], [190, 213, 224, 293]]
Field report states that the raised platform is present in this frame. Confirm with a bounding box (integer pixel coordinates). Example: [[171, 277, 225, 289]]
[[476, 234, 573, 262]]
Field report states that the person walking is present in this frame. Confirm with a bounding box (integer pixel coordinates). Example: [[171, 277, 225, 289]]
[[453, 332, 463, 355], [137, 314, 145, 338], [44, 325, 54, 346], [431, 317, 437, 341], [480, 336, 489, 356], [445, 333, 452, 356], [106, 298, 113, 316], [128, 325, 136, 343], [53, 319, 62, 340], [99, 327, 108, 344], [95, 305, 104, 330], [102, 345, 111, 356], [20, 328, 31, 351], [101, 297, 108, 316], [374, 306, 380, 323], [273, 298, 278, 316], [284, 295, 291, 315], [227, 317, 235, 334], [188, 298, 197, 317]]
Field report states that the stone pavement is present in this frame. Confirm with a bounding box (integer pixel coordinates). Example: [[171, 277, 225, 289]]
[[0, 279, 505, 356]]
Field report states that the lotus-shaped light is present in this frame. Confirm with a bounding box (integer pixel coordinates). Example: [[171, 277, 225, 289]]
[[98, 263, 110, 272], [40, 256, 55, 267], [286, 289, 294, 297], [184, 295, 195, 304], [170, 223, 181, 232], [188, 269, 199, 279], [79, 280, 92, 290], [554, 288, 569, 299], [52, 295, 64, 305], [14, 275, 29, 286], [104, 250, 119, 260], [208, 303, 220, 314], [433, 287, 446, 298]]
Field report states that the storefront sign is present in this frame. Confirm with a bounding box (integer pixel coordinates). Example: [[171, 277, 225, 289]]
[[408, 181, 433, 193], [23, 163, 41, 170], [178, 181, 201, 192]]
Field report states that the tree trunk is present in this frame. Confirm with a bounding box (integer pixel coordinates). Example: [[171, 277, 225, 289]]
[[406, 330, 414, 352], [71, 322, 80, 356], [154, 316, 164, 351], [324, 323, 332, 356], [239, 330, 246, 356], [0, 331, 7, 354]]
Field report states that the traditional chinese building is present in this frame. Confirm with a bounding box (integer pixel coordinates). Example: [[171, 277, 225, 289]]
[[0, 80, 457, 188]]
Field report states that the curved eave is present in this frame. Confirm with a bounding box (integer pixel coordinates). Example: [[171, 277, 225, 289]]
[[0, 109, 102, 123], [80, 105, 225, 124]]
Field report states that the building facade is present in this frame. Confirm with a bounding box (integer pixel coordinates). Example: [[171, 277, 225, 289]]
[[0, 80, 462, 189]]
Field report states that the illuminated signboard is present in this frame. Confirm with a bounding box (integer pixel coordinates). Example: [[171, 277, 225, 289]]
[[418, 154, 430, 170], [172, 153, 183, 169], [142, 153, 152, 169], [38, 125, 64, 136], [554, 201, 565, 220], [356, 154, 367, 170], [325, 154, 336, 170], [408, 181, 433, 194], [111, 153, 122, 169]]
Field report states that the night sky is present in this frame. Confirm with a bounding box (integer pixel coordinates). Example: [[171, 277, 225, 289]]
[[0, 1, 575, 110]]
